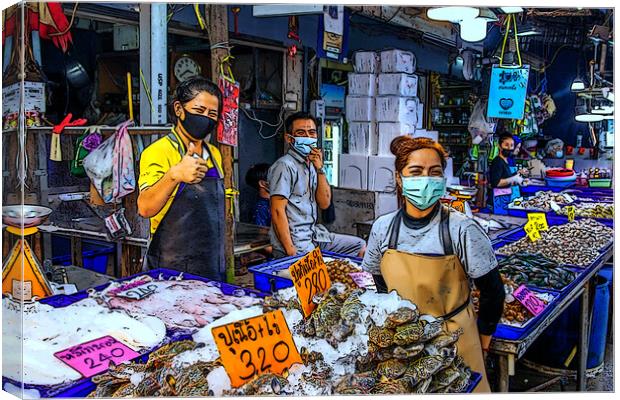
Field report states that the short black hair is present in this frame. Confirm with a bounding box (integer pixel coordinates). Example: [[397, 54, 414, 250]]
[[245, 163, 271, 190], [174, 76, 223, 120], [498, 133, 514, 146], [285, 112, 318, 134]]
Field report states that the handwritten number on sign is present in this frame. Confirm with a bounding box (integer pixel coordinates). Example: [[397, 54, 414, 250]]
[[303, 269, 328, 304], [273, 341, 290, 363], [239, 350, 257, 380]]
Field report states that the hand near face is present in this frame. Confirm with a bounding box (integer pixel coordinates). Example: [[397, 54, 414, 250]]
[[308, 147, 324, 170]]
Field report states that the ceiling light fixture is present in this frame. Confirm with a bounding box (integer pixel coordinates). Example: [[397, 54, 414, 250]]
[[571, 77, 586, 92], [591, 105, 614, 115], [460, 17, 489, 42], [500, 7, 524, 14], [478, 8, 498, 22], [427, 7, 479, 23]]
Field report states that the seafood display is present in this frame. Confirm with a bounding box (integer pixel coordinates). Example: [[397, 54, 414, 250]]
[[510, 191, 576, 211], [498, 254, 578, 290], [2, 297, 166, 386], [89, 285, 475, 396], [558, 202, 614, 219], [99, 276, 262, 331], [326, 259, 362, 289], [472, 276, 555, 327], [496, 219, 613, 267]]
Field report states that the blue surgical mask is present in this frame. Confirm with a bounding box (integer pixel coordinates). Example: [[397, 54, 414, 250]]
[[291, 136, 317, 157], [401, 176, 447, 210], [555, 151, 564, 158]]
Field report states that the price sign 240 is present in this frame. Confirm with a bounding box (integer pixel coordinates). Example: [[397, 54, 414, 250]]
[[288, 248, 332, 317], [212, 310, 302, 388]]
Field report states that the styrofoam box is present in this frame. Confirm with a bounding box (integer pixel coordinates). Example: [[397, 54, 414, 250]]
[[380, 49, 416, 74], [376, 192, 399, 217], [348, 73, 377, 97], [368, 155, 396, 193], [376, 123, 415, 156], [376, 96, 418, 124], [445, 157, 454, 180], [340, 154, 369, 190], [416, 101, 424, 129], [378, 73, 418, 97], [353, 51, 379, 73], [346, 96, 375, 122], [348, 122, 376, 155], [412, 129, 439, 142]]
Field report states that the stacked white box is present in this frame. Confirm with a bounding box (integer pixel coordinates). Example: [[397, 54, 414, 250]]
[[348, 122, 376, 155], [412, 129, 439, 142], [368, 155, 397, 192], [353, 51, 379, 73], [345, 96, 375, 122], [348, 73, 377, 97], [378, 73, 418, 97], [380, 49, 416, 73], [376, 96, 419, 125], [340, 154, 369, 190], [376, 123, 415, 155]]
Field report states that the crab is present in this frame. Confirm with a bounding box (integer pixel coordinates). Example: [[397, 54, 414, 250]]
[[414, 377, 433, 393], [368, 325, 395, 348], [438, 345, 458, 369], [376, 358, 408, 379], [385, 307, 420, 329], [418, 316, 443, 342], [334, 372, 377, 395], [447, 372, 471, 393], [402, 355, 444, 384], [300, 346, 324, 365], [340, 289, 364, 324], [428, 328, 462, 349], [371, 377, 410, 394], [428, 366, 461, 393], [392, 343, 425, 360], [393, 321, 424, 346], [305, 288, 343, 339], [145, 340, 198, 369], [88, 375, 129, 398], [111, 382, 137, 397], [232, 373, 289, 396], [164, 360, 217, 397]]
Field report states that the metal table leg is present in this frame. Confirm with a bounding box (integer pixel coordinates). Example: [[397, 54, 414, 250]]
[[577, 281, 591, 391], [497, 354, 510, 392]]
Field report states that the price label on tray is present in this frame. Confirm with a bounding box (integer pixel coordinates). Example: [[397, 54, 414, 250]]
[[566, 206, 576, 222], [348, 271, 375, 288], [54, 336, 140, 378], [527, 212, 548, 231], [513, 285, 547, 316], [212, 310, 302, 388], [288, 247, 332, 317], [106, 278, 161, 300], [524, 221, 542, 242]]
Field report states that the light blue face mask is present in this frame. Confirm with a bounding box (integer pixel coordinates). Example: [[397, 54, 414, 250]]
[[401, 176, 447, 210], [291, 136, 317, 157]]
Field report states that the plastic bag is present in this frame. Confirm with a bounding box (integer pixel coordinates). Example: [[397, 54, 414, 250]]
[[83, 120, 135, 203], [468, 99, 496, 143], [71, 127, 102, 178]]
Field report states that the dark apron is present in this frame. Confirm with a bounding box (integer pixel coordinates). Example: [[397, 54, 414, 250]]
[[492, 165, 520, 215], [145, 133, 226, 280]]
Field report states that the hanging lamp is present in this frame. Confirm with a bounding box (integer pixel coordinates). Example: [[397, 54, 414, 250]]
[[427, 7, 479, 23]]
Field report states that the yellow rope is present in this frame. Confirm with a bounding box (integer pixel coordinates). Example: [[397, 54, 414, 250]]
[[499, 15, 523, 68], [225, 188, 240, 216]]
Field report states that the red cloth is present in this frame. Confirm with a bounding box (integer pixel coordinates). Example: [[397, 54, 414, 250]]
[[2, 3, 72, 53]]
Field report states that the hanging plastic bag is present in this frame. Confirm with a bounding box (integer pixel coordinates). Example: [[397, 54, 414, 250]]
[[468, 98, 496, 143], [83, 120, 135, 203], [71, 127, 102, 178]]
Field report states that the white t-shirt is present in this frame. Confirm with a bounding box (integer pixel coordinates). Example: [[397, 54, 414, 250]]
[[361, 207, 498, 279]]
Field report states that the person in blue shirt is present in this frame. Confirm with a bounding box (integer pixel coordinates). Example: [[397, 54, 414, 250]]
[[245, 163, 272, 227]]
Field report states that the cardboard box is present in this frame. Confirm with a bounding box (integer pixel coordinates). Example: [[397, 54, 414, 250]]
[[376, 123, 415, 155], [353, 51, 379, 73], [339, 154, 369, 190], [380, 49, 416, 73], [368, 155, 397, 192], [378, 73, 418, 97], [348, 73, 377, 97], [326, 188, 399, 235], [376, 96, 419, 124], [348, 122, 376, 155], [345, 96, 375, 122]]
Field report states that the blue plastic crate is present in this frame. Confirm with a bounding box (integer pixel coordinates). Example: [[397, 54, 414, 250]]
[[248, 251, 364, 293], [493, 287, 561, 341], [52, 248, 114, 274]]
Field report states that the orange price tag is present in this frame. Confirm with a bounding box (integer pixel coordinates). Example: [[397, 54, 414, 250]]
[[212, 310, 302, 388], [288, 247, 332, 318]]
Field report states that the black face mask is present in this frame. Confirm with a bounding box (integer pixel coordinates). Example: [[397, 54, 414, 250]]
[[501, 149, 513, 158], [180, 110, 217, 140]]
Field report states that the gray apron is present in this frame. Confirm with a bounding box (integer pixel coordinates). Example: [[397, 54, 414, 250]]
[[145, 133, 226, 280]]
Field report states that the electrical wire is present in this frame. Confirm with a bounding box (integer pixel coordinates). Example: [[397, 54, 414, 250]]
[[240, 106, 286, 139]]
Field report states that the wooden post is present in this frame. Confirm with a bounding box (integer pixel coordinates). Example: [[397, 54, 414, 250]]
[[207, 5, 235, 282]]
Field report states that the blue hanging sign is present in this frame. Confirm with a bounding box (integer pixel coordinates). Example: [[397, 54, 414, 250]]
[[487, 65, 530, 120]]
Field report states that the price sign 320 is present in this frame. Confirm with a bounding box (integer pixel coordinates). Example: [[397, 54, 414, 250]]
[[212, 310, 302, 388], [288, 248, 332, 317]]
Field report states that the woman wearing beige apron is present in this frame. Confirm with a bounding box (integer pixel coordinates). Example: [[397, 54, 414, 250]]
[[362, 136, 505, 392]]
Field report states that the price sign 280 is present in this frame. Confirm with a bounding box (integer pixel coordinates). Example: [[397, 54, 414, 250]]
[[288, 247, 332, 317], [212, 310, 302, 388]]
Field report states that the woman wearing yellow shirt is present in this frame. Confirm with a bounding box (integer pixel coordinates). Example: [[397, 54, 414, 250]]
[[138, 77, 225, 280]]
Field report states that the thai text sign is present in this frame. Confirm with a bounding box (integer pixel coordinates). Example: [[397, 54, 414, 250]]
[[487, 65, 530, 119]]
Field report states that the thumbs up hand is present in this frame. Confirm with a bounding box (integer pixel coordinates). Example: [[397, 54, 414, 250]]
[[171, 142, 208, 184]]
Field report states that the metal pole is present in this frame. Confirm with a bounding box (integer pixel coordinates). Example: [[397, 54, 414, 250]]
[[150, 4, 167, 125], [138, 4, 152, 125], [497, 354, 510, 392], [577, 280, 591, 390]]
